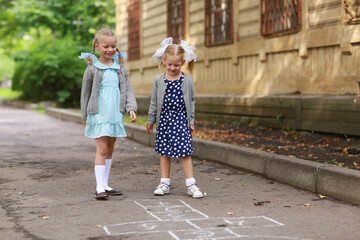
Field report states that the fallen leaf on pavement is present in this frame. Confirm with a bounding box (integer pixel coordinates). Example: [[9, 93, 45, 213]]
[[96, 225, 102, 228], [42, 216, 50, 220], [227, 212, 234, 215], [303, 203, 311, 207], [214, 178, 222, 181], [319, 194, 327, 199], [254, 201, 270, 206]]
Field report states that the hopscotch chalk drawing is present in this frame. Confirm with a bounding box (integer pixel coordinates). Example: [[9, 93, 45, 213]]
[[103, 200, 312, 240]]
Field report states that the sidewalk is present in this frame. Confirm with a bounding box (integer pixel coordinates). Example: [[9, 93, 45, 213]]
[[2, 98, 360, 205]]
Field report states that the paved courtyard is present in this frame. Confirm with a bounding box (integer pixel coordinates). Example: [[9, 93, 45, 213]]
[[1, 107, 360, 240]]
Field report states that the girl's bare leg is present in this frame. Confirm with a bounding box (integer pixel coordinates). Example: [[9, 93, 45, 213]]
[[105, 137, 116, 159], [160, 156, 171, 178], [181, 156, 194, 179], [95, 137, 109, 165]]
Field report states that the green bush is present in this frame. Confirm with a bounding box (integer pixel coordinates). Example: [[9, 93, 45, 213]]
[[12, 36, 88, 107], [0, 52, 15, 82]]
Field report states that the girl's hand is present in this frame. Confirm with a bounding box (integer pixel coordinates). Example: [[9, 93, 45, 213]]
[[129, 111, 137, 123], [146, 124, 154, 135], [83, 120, 87, 126], [190, 124, 195, 132]]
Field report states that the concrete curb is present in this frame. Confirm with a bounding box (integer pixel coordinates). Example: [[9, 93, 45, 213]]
[[0, 98, 38, 110], [3, 103, 360, 205]]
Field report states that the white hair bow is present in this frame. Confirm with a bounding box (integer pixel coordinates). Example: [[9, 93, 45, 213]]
[[150, 37, 173, 64], [150, 37, 197, 64], [180, 40, 197, 63]]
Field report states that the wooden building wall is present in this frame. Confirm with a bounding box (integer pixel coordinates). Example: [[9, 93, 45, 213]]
[[114, 0, 360, 135], [114, 0, 360, 96]]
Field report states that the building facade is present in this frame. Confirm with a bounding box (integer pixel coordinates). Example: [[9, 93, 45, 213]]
[[114, 0, 360, 136], [114, 0, 360, 96]]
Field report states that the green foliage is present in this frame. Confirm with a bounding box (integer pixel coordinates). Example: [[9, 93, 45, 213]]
[[12, 36, 86, 107], [1, 0, 116, 53], [276, 112, 284, 120], [123, 115, 148, 127], [281, 125, 297, 133], [1, 0, 116, 106], [0, 51, 15, 81], [325, 159, 343, 167], [35, 105, 47, 114], [0, 88, 22, 100]]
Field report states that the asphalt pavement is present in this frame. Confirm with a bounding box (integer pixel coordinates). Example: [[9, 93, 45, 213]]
[[1, 107, 360, 240]]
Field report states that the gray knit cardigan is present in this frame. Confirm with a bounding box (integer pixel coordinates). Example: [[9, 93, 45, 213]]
[[80, 64, 137, 120], [147, 72, 195, 126]]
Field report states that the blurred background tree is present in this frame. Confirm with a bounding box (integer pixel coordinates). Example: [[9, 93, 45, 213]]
[[0, 0, 116, 107]]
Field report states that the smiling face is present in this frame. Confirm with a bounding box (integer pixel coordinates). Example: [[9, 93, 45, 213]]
[[163, 54, 185, 78], [95, 36, 117, 62]]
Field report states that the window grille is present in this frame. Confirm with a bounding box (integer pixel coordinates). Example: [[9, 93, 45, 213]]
[[261, 0, 302, 37], [128, 0, 140, 60], [167, 0, 185, 44], [205, 0, 233, 46]]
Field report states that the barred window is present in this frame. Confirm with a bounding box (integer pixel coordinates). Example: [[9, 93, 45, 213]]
[[205, 0, 233, 46], [261, 0, 302, 37], [128, 0, 140, 60], [167, 0, 185, 44]]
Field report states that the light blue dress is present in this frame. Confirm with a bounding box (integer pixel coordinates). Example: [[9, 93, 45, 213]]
[[84, 56, 127, 138]]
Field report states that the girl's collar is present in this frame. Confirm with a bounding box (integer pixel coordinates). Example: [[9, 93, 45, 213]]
[[78, 52, 127, 70], [164, 72, 184, 81]]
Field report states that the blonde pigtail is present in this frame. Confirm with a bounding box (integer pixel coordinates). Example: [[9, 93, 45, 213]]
[[87, 44, 96, 65], [187, 60, 195, 73], [116, 48, 124, 66]]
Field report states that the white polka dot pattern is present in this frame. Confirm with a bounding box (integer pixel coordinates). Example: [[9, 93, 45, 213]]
[[155, 74, 194, 157]]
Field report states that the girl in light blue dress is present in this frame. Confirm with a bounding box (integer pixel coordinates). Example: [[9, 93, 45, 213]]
[[84, 55, 126, 139], [80, 27, 137, 200]]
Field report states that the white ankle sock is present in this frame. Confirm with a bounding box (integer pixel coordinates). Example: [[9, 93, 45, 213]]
[[104, 159, 113, 191], [161, 178, 171, 186], [186, 178, 196, 187], [95, 165, 106, 193]]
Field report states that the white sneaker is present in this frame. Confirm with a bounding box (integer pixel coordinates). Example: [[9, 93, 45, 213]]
[[154, 182, 170, 196], [187, 184, 204, 199]]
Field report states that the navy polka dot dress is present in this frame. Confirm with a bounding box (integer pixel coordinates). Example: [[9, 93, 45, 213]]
[[155, 73, 194, 157]]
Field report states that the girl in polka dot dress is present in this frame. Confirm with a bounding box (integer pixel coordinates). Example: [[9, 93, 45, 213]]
[[146, 37, 204, 199]]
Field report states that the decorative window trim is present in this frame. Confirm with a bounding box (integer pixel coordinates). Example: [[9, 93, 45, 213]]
[[344, 0, 360, 24], [261, 0, 302, 37], [205, 0, 234, 47], [128, 0, 140, 60], [167, 0, 186, 43]]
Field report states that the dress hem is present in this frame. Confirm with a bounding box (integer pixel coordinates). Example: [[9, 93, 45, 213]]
[[85, 134, 127, 139], [155, 150, 194, 158]]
